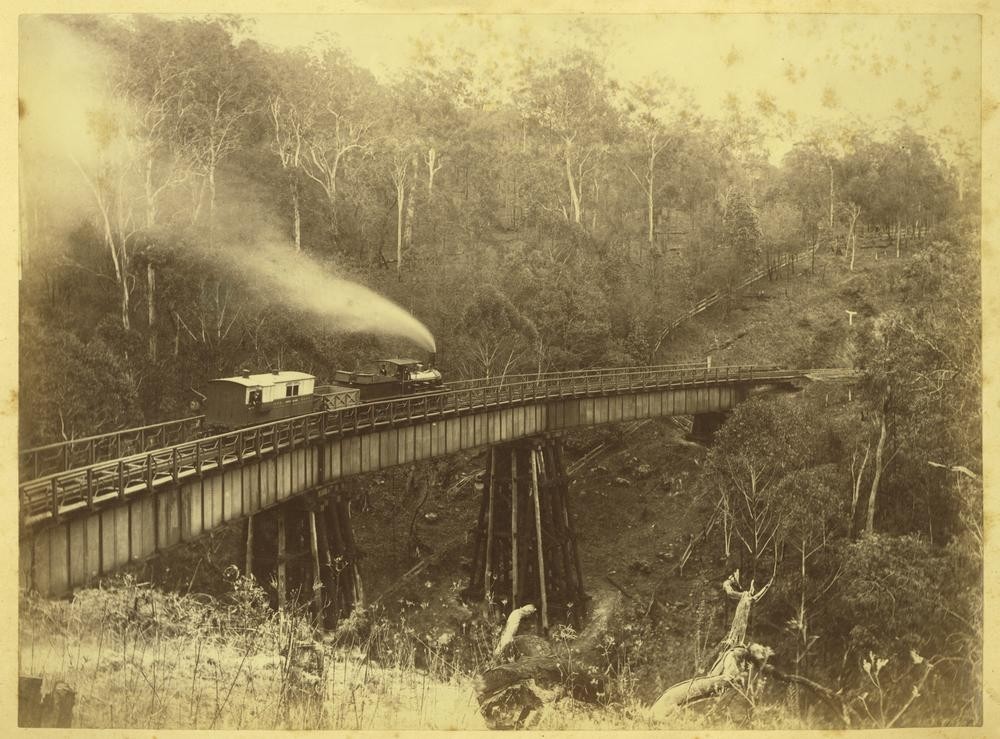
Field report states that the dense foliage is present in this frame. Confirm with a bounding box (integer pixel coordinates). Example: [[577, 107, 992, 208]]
[[700, 227, 981, 725], [18, 15, 969, 447]]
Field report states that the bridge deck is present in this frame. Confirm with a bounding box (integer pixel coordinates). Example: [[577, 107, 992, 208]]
[[19, 363, 819, 597], [21, 364, 798, 527]]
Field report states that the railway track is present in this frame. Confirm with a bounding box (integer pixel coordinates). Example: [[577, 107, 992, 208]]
[[20, 363, 805, 528], [19, 361, 713, 481]]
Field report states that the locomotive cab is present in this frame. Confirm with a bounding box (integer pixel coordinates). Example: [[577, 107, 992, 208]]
[[376, 358, 443, 385], [332, 357, 443, 401]]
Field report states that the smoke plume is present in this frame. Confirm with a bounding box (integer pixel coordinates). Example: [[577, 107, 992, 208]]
[[19, 16, 436, 354], [239, 239, 436, 353], [19, 16, 119, 237]]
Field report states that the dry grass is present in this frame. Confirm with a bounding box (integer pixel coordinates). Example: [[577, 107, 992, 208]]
[[19, 574, 486, 730], [22, 574, 796, 730]]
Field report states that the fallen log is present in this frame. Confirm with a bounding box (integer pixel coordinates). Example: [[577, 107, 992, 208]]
[[649, 674, 735, 718], [648, 643, 773, 721]]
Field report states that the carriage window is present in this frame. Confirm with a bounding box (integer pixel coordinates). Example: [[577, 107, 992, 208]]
[[285, 384, 299, 397], [248, 389, 262, 406]]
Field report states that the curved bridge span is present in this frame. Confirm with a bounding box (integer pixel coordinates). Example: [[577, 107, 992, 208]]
[[20, 363, 831, 597]]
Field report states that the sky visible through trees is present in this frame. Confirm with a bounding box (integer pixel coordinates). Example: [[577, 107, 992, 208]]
[[241, 13, 980, 164]]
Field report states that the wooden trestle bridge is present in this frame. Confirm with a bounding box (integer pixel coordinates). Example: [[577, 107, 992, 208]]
[[19, 362, 843, 613]]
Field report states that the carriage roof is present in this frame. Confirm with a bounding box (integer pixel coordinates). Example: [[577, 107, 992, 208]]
[[209, 371, 315, 388]]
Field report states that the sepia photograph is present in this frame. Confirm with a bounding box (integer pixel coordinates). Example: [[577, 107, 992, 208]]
[[13, 8, 987, 731]]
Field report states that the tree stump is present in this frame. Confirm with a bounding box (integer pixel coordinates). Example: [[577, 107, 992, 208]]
[[18, 676, 42, 727], [19, 677, 75, 728]]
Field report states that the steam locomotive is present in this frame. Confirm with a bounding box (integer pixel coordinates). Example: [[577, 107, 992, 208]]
[[203, 358, 443, 431]]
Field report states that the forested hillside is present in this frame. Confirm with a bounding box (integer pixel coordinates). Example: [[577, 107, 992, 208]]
[[18, 15, 972, 447]]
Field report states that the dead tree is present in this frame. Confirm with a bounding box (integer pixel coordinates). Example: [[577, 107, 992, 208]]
[[648, 570, 773, 721], [648, 569, 860, 727]]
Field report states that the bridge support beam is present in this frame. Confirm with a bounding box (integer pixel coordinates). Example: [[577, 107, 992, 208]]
[[467, 436, 586, 632], [245, 490, 364, 630]]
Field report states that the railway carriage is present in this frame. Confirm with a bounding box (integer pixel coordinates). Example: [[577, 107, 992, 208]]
[[204, 370, 360, 431]]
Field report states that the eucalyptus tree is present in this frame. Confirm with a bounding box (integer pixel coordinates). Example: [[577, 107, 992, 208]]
[[516, 49, 621, 229], [881, 127, 953, 251], [855, 237, 979, 540], [295, 46, 381, 243], [622, 77, 699, 245], [455, 286, 539, 380], [780, 124, 858, 246], [395, 45, 476, 197], [167, 18, 261, 240], [115, 16, 206, 359], [265, 49, 315, 251], [72, 105, 141, 332], [722, 188, 762, 285]]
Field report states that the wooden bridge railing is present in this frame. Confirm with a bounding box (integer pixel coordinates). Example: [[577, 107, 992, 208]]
[[19, 363, 801, 528], [18, 362, 713, 481], [20, 416, 207, 482], [439, 360, 712, 392]]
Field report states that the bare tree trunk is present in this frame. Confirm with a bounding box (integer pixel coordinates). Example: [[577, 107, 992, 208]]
[[99, 217, 130, 331], [865, 405, 888, 536], [848, 205, 861, 271], [329, 156, 341, 234], [404, 154, 418, 248], [81, 166, 131, 331], [722, 575, 756, 648], [143, 162, 158, 359], [647, 188, 655, 244], [396, 182, 405, 274], [564, 147, 582, 224], [722, 495, 732, 557], [649, 571, 774, 722], [828, 161, 835, 230], [144, 158, 157, 228], [190, 175, 205, 225], [426, 147, 441, 195], [291, 178, 301, 252], [119, 273, 131, 331], [851, 444, 870, 538], [207, 162, 217, 247], [147, 262, 157, 361], [895, 219, 901, 258], [797, 541, 807, 685]]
